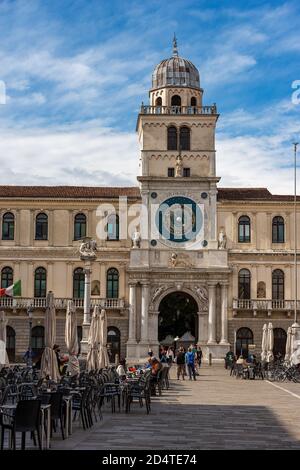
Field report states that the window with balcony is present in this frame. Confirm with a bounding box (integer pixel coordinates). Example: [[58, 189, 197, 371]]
[[73, 268, 85, 299], [236, 327, 253, 358], [191, 97, 197, 106], [107, 268, 119, 298], [179, 126, 190, 150], [238, 269, 251, 299], [107, 214, 119, 241], [167, 126, 177, 150], [74, 213, 86, 240], [238, 216, 251, 243], [171, 95, 181, 113], [272, 269, 284, 300], [34, 267, 47, 298], [2, 212, 14, 240], [272, 216, 285, 243], [35, 213, 48, 240], [1, 266, 13, 289]]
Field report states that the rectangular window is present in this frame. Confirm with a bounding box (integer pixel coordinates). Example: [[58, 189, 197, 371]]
[[168, 168, 175, 177], [183, 168, 191, 177]]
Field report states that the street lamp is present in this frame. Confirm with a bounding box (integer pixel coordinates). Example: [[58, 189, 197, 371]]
[[27, 305, 33, 368]]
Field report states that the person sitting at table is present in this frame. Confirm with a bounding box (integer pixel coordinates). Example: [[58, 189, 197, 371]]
[[116, 359, 126, 380], [236, 355, 247, 365], [149, 357, 163, 396]]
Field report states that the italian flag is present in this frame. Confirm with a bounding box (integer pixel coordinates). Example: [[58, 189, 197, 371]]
[[0, 280, 21, 297]]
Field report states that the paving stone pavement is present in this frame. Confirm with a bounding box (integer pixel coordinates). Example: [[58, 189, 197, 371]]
[[51, 366, 300, 450]]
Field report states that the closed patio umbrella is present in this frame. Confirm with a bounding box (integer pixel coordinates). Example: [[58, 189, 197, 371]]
[[86, 306, 100, 371], [266, 322, 274, 363], [0, 311, 9, 365], [65, 300, 80, 377], [261, 323, 268, 362], [40, 292, 60, 381], [285, 326, 292, 362], [98, 309, 109, 369]]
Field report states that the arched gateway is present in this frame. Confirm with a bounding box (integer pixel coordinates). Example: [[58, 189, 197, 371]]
[[158, 291, 198, 345]]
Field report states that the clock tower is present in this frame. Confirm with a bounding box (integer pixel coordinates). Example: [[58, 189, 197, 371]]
[[127, 37, 230, 362]]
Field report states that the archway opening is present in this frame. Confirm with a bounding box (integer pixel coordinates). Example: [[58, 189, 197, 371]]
[[158, 291, 198, 346]]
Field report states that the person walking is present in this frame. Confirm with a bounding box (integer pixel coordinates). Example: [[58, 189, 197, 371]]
[[176, 347, 186, 380], [196, 346, 202, 371], [185, 346, 196, 380]]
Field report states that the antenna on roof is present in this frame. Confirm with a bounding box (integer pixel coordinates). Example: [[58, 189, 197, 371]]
[[172, 33, 178, 57]]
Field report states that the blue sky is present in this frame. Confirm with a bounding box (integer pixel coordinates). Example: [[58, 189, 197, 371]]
[[0, 0, 300, 192]]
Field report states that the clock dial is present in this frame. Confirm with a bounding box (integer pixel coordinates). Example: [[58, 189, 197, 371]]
[[155, 196, 203, 244]]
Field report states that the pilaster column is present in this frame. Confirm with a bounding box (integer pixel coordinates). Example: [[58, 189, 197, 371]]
[[220, 283, 229, 344], [207, 282, 217, 344], [128, 283, 137, 343], [210, 190, 217, 241], [141, 283, 150, 342]]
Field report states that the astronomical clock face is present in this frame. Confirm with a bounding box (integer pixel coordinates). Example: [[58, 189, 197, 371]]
[[155, 196, 203, 245]]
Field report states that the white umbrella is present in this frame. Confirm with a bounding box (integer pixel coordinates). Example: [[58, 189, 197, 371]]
[[0, 311, 9, 365], [285, 327, 292, 362], [261, 323, 268, 362], [41, 292, 60, 381], [98, 309, 109, 369], [86, 306, 100, 371], [65, 300, 80, 377], [266, 322, 274, 363]]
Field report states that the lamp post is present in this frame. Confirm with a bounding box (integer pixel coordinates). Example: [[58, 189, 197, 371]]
[[27, 305, 33, 367]]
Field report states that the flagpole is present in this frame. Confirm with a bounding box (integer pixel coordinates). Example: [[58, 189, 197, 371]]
[[294, 143, 298, 323]]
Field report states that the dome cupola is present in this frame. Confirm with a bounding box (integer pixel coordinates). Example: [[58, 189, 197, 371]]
[[151, 35, 200, 90]]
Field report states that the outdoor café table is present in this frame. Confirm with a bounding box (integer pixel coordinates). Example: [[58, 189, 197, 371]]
[[0, 403, 51, 450]]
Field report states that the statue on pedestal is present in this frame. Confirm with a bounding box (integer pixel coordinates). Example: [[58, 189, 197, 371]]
[[79, 237, 97, 260], [218, 228, 227, 249], [175, 155, 183, 177], [131, 227, 141, 248]]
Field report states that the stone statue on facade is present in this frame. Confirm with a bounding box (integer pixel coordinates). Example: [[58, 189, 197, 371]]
[[131, 227, 141, 248], [79, 237, 97, 260], [170, 252, 178, 267], [175, 155, 183, 177], [218, 228, 227, 249]]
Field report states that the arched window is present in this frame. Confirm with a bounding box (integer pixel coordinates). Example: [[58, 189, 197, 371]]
[[272, 216, 284, 243], [35, 213, 48, 240], [73, 268, 85, 299], [179, 126, 190, 150], [167, 126, 177, 150], [107, 214, 119, 241], [238, 269, 251, 299], [273, 328, 287, 358], [191, 97, 197, 106], [107, 268, 119, 298], [155, 97, 162, 114], [31, 326, 45, 360], [107, 326, 121, 363], [6, 326, 16, 362], [171, 95, 181, 106], [238, 216, 251, 243], [236, 327, 253, 358], [2, 212, 14, 240], [34, 267, 47, 298], [74, 213, 86, 241], [272, 269, 284, 300], [1, 266, 13, 289]]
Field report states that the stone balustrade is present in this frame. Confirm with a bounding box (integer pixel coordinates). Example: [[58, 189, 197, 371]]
[[0, 297, 125, 310], [140, 104, 217, 115], [233, 298, 300, 316]]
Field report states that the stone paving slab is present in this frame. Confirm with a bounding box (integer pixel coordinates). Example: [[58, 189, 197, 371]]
[[50, 366, 300, 450]]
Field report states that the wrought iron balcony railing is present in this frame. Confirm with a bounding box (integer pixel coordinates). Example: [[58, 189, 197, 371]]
[[140, 104, 217, 115], [0, 297, 125, 310]]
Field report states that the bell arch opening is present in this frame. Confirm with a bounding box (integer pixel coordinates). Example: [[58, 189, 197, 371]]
[[158, 291, 198, 345]]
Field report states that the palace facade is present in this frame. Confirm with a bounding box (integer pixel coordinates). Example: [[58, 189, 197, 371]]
[[1, 41, 299, 363]]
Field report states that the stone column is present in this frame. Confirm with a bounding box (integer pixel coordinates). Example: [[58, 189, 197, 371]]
[[140, 283, 150, 342], [220, 283, 229, 344], [207, 283, 217, 344], [128, 283, 137, 343], [83, 261, 92, 325]]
